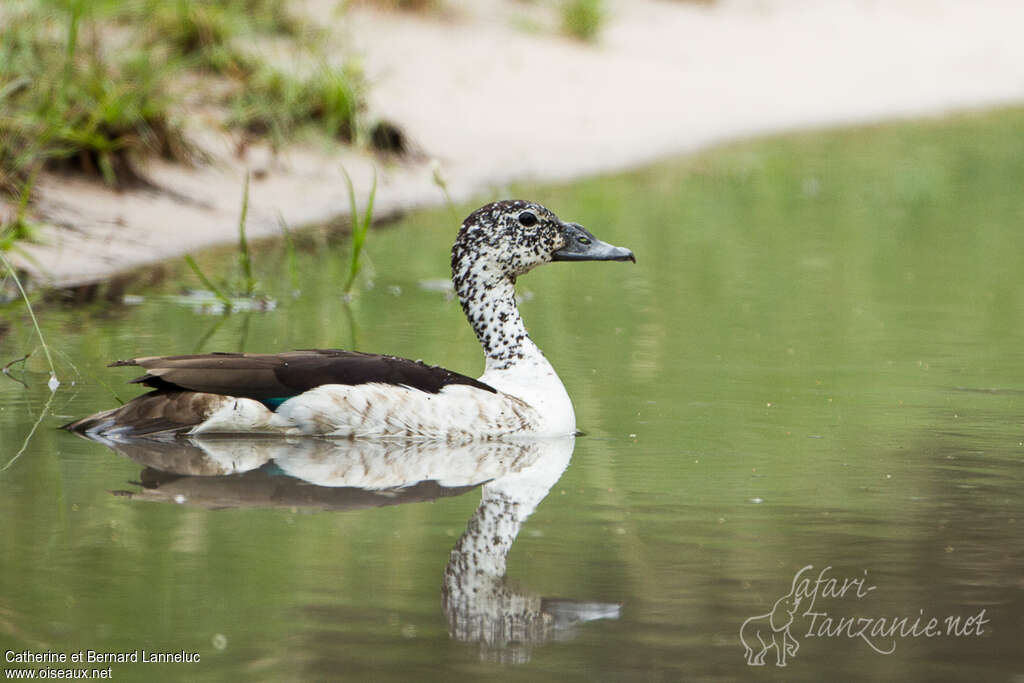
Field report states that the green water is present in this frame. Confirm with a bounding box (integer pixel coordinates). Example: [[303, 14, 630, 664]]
[[2, 108, 1024, 681]]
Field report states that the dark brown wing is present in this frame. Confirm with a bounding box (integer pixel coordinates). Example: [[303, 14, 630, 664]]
[[112, 349, 495, 401]]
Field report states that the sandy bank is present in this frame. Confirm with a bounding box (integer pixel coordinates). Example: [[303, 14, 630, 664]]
[[10, 0, 1024, 289]]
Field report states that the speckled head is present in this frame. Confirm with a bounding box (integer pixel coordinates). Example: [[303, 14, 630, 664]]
[[451, 199, 634, 283], [450, 200, 634, 368]]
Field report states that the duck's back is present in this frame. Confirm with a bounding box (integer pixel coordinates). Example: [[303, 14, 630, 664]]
[[114, 350, 495, 403]]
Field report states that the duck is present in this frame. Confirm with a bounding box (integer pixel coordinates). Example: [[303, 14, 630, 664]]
[[63, 199, 635, 440]]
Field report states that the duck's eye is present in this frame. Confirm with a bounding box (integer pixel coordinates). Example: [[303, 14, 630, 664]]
[[518, 211, 538, 227], [577, 235, 591, 245]]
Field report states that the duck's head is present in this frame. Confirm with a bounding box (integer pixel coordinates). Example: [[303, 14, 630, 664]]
[[451, 200, 635, 282]]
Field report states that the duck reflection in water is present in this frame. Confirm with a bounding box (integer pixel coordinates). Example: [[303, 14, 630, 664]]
[[84, 433, 620, 660]]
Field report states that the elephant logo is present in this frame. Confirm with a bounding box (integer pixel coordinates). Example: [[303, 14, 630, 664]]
[[740, 574, 803, 666]]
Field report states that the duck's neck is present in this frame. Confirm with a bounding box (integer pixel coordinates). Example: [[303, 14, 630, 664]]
[[455, 265, 538, 372], [453, 256, 575, 435]]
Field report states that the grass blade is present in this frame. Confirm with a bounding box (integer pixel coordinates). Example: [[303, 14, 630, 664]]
[[0, 252, 57, 389], [342, 166, 376, 294], [59, 1, 84, 114], [0, 387, 56, 474], [237, 172, 254, 296], [360, 168, 377, 246], [184, 254, 232, 310], [276, 210, 299, 294]]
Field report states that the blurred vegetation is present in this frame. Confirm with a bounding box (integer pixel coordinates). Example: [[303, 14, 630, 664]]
[[560, 0, 604, 41], [0, 0, 364, 208], [132, 0, 306, 72], [0, 1, 189, 193], [559, 0, 714, 41], [362, 0, 441, 10], [0, 173, 40, 253], [229, 64, 362, 146]]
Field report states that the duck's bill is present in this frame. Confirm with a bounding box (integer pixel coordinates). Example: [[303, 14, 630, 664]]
[[552, 222, 636, 263]]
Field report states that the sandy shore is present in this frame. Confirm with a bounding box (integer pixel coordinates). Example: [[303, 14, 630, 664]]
[[10, 0, 1024, 288]]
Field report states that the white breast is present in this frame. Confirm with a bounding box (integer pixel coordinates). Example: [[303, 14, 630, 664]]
[[478, 341, 577, 437]]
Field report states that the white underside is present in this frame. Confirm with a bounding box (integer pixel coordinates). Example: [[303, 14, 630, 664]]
[[190, 380, 572, 439]]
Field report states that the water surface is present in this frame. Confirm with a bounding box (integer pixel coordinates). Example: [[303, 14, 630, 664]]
[[2, 108, 1023, 681]]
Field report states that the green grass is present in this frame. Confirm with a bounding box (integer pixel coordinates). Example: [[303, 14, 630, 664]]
[[182, 173, 271, 312], [123, 0, 307, 76], [229, 63, 363, 147], [236, 172, 255, 296], [0, 0, 365, 246], [561, 0, 605, 41], [362, 0, 441, 11], [0, 2, 191, 191], [0, 171, 40, 253], [184, 254, 233, 309], [342, 167, 377, 295]]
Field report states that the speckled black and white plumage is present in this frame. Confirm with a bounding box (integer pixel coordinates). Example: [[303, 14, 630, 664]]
[[447, 200, 633, 437], [452, 200, 564, 369], [65, 200, 633, 439]]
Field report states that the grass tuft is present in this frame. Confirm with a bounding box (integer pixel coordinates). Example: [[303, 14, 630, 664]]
[[1, 170, 40, 253], [0, 2, 193, 191], [229, 64, 363, 147], [126, 0, 306, 76], [361, 0, 441, 12], [0, 0, 365, 250], [561, 0, 605, 41]]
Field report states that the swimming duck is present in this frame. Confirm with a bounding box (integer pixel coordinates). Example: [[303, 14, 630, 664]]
[[64, 200, 634, 439]]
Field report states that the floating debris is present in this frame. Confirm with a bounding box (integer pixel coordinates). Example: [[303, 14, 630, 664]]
[[128, 290, 278, 315], [418, 279, 453, 293]]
